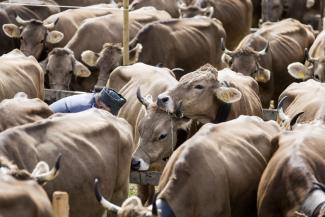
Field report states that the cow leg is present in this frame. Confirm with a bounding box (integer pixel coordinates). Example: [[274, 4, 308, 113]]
[[137, 184, 156, 205]]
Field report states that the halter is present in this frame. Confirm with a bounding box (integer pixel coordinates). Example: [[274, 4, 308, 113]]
[[299, 182, 325, 217]]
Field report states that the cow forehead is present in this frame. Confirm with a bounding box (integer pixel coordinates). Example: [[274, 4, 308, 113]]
[[179, 70, 217, 84]]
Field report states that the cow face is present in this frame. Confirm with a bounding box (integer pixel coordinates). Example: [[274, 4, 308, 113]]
[[157, 64, 242, 123], [261, 0, 283, 22], [82, 43, 142, 89], [222, 40, 271, 83], [43, 48, 91, 90], [131, 88, 190, 171], [288, 60, 325, 83], [2, 16, 63, 59], [179, 5, 214, 18]]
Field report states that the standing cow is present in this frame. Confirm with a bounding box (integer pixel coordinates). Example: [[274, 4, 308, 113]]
[[0, 92, 53, 132], [178, 0, 253, 49], [222, 18, 315, 108], [82, 17, 226, 86], [157, 64, 262, 124], [95, 116, 281, 217], [0, 156, 60, 217], [257, 120, 325, 217], [261, 0, 321, 29], [2, 4, 117, 60], [0, 108, 134, 217], [107, 63, 192, 203], [0, 0, 60, 55], [277, 79, 325, 124], [0, 49, 44, 101], [130, 0, 180, 18]]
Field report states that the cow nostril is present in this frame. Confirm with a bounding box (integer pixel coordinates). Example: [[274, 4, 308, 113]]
[[131, 158, 141, 170], [161, 97, 169, 103]]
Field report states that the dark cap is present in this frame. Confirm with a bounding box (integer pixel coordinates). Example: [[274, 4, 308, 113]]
[[98, 88, 126, 115]]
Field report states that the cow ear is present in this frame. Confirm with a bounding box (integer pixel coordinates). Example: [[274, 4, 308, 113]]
[[306, 0, 315, 8], [31, 161, 50, 177], [74, 61, 91, 77], [46, 31, 64, 44], [215, 86, 242, 103], [254, 67, 271, 83], [2, 24, 20, 38], [81, 50, 99, 67], [287, 62, 311, 80], [129, 43, 143, 64]]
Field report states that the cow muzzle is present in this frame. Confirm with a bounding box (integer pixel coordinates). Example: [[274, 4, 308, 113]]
[[157, 93, 174, 113], [131, 157, 149, 171]]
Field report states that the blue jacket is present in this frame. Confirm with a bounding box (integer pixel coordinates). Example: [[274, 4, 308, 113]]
[[49, 93, 96, 113]]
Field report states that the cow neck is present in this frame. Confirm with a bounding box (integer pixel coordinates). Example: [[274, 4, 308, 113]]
[[213, 102, 231, 124], [299, 182, 325, 217]]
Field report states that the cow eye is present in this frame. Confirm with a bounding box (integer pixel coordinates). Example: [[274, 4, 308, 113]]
[[158, 133, 167, 141], [228, 59, 233, 65], [40, 39, 44, 43], [194, 84, 204, 89], [20, 36, 23, 40]]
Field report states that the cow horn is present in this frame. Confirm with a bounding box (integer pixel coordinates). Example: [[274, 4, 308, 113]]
[[35, 154, 62, 184], [258, 42, 269, 56], [94, 178, 121, 213], [289, 112, 304, 129], [277, 96, 290, 123], [16, 16, 30, 25], [44, 17, 59, 29], [136, 87, 152, 109], [221, 38, 234, 56]]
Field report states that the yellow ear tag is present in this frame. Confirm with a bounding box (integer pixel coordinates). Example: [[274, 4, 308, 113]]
[[297, 71, 305, 79]]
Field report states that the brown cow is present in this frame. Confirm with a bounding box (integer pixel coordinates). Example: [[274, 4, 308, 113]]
[[261, 0, 321, 29], [0, 156, 61, 217], [130, 0, 180, 18], [0, 108, 133, 217], [107, 63, 192, 203], [95, 116, 281, 217], [178, 0, 253, 49], [82, 17, 226, 87], [222, 18, 315, 108], [0, 92, 53, 132], [2, 4, 117, 60], [45, 7, 170, 91], [257, 120, 325, 217], [157, 64, 262, 124], [0, 0, 60, 55], [288, 29, 325, 82], [277, 80, 325, 125], [0, 49, 44, 101]]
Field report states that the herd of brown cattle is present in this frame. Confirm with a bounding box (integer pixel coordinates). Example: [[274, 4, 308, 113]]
[[0, 0, 325, 217]]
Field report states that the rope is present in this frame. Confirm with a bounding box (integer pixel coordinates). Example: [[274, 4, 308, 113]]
[[0, 2, 123, 11]]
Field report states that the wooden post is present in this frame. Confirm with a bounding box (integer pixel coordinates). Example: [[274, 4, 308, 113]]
[[52, 191, 69, 217], [123, 0, 129, 65]]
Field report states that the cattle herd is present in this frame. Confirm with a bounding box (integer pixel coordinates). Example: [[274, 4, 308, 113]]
[[0, 0, 325, 217]]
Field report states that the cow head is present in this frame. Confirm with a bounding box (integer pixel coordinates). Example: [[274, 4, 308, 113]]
[[178, 4, 214, 18], [2, 16, 64, 59], [288, 49, 325, 82], [157, 64, 242, 123], [0, 154, 62, 185], [42, 48, 91, 90], [261, 0, 315, 23], [81, 43, 143, 89], [277, 96, 304, 130], [95, 179, 172, 217], [221, 38, 271, 83], [131, 88, 190, 171]]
